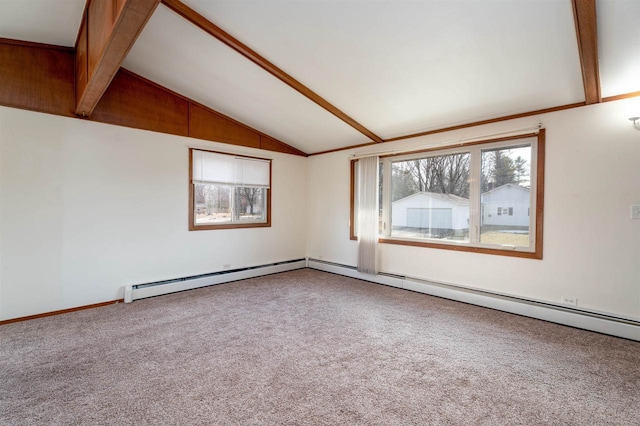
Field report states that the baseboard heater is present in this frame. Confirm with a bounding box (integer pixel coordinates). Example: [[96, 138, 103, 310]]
[[124, 259, 306, 303], [307, 258, 640, 341]]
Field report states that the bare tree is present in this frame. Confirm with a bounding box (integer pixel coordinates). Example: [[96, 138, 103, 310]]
[[195, 184, 230, 215], [237, 187, 262, 215], [392, 153, 470, 198], [194, 183, 207, 205]]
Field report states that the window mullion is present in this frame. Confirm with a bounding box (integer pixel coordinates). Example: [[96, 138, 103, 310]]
[[230, 185, 236, 223]]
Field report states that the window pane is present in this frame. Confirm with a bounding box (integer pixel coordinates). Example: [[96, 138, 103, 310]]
[[390, 152, 470, 242], [234, 187, 266, 222], [480, 145, 531, 247], [195, 184, 232, 224], [195, 184, 266, 225]]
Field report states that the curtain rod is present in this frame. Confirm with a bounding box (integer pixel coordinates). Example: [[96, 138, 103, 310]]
[[349, 123, 542, 160]]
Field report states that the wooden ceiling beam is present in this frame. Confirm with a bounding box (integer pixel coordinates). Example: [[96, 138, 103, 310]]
[[74, 0, 160, 116], [572, 0, 601, 104], [160, 0, 383, 143]]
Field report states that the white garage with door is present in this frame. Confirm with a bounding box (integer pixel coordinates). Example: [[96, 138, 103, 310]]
[[392, 192, 469, 233], [406, 207, 452, 229]]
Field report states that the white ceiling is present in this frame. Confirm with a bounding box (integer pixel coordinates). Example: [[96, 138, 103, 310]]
[[0, 0, 85, 46], [122, 5, 366, 153], [597, 0, 640, 98], [183, 0, 585, 139], [0, 0, 639, 154]]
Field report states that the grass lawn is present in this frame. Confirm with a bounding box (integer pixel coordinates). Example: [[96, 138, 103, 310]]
[[480, 231, 529, 246]]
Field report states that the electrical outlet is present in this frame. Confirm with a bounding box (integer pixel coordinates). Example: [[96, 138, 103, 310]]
[[561, 296, 578, 307], [631, 205, 640, 220], [223, 264, 231, 270]]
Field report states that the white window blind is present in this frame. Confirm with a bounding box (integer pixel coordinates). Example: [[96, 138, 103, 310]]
[[192, 150, 270, 188]]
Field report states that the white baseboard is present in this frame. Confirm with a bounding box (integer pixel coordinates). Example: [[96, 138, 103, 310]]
[[125, 259, 306, 303], [307, 259, 640, 341]]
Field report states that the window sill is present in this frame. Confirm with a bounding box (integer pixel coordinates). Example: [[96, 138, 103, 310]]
[[190, 221, 271, 231], [351, 234, 541, 259], [378, 237, 541, 259]]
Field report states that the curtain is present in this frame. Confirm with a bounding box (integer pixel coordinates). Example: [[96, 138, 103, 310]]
[[356, 156, 379, 274]]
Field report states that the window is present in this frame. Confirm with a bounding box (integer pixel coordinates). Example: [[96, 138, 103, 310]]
[[350, 131, 545, 258], [189, 149, 271, 230]]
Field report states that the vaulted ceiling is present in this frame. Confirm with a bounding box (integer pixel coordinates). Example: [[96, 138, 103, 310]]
[[1, 0, 638, 155]]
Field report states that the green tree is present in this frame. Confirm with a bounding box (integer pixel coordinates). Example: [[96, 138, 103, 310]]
[[514, 156, 528, 186], [493, 150, 515, 187], [481, 149, 529, 191]]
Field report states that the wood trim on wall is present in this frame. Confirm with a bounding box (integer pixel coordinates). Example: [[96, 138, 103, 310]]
[[110, 69, 307, 156], [376, 238, 540, 259], [571, 0, 601, 105], [602, 91, 640, 102], [310, 103, 583, 156], [0, 300, 124, 325], [310, 90, 640, 157], [314, 141, 379, 157], [0, 37, 74, 52], [160, 0, 383, 144], [190, 103, 261, 149], [534, 129, 546, 260], [0, 39, 76, 117], [383, 103, 584, 143], [0, 38, 306, 157], [91, 67, 190, 136], [379, 132, 541, 160], [260, 135, 306, 156]]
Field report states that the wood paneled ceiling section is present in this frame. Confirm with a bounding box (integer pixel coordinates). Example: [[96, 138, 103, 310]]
[[1, 0, 639, 156], [0, 0, 305, 156]]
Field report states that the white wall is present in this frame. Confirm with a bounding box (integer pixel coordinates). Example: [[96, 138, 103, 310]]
[[0, 107, 307, 321], [308, 98, 640, 319], [2, 99, 639, 322]]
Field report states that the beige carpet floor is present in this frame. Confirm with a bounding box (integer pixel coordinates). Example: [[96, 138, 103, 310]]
[[1, 269, 639, 425]]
